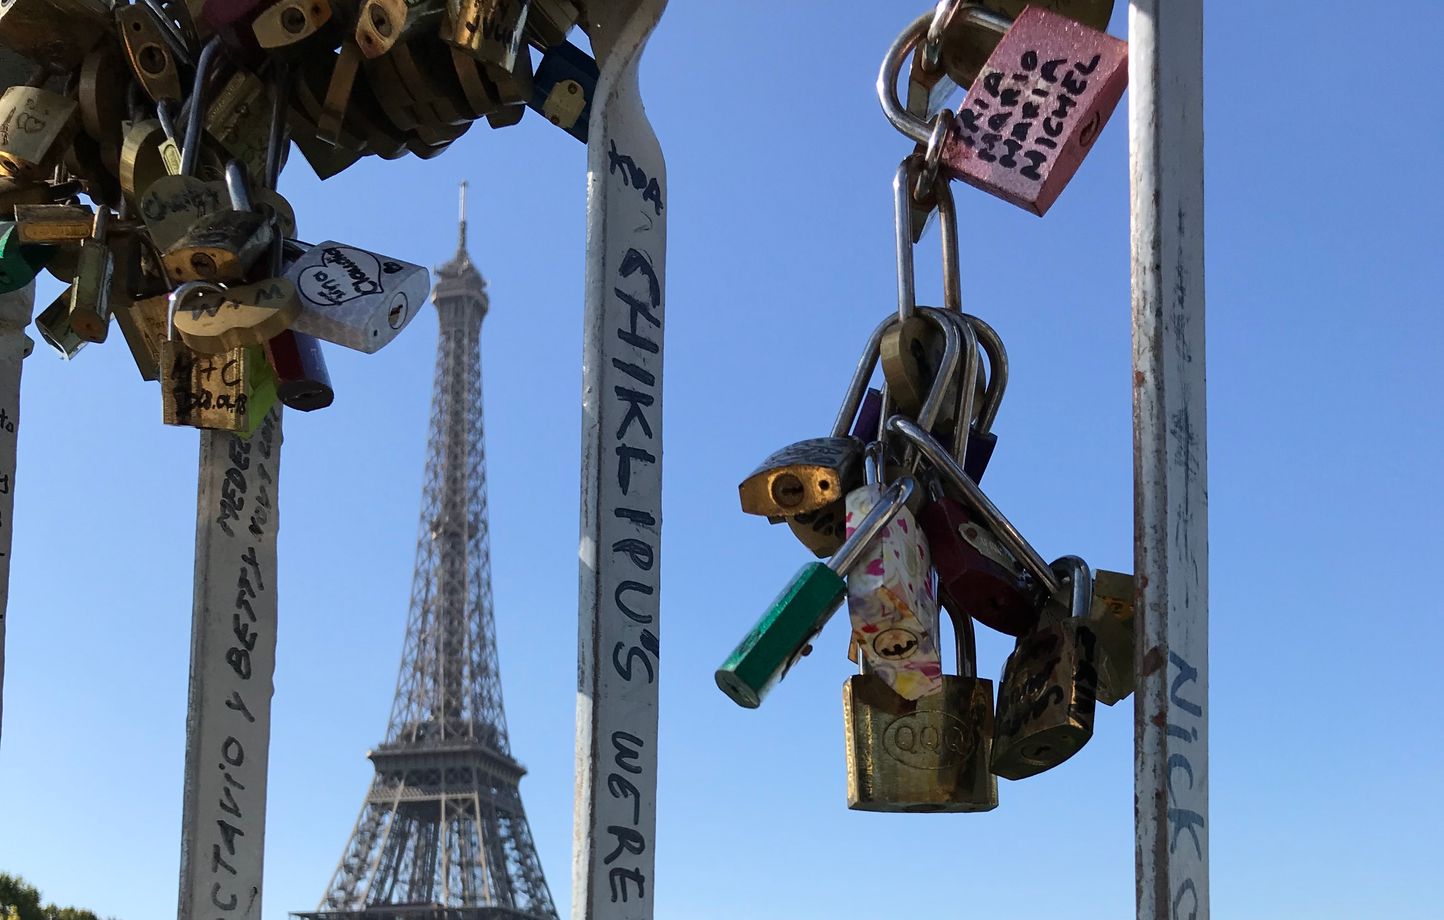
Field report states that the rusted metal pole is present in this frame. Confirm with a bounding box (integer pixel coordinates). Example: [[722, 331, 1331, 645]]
[[177, 411, 282, 920], [572, 2, 668, 918], [1129, 2, 1208, 919], [0, 281, 32, 749]]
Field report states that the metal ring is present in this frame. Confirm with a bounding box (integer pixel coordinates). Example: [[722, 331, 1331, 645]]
[[914, 108, 953, 203], [924, 0, 962, 72], [878, 4, 1014, 144]]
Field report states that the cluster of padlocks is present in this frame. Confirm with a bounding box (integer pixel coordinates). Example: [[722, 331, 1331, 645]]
[[0, 0, 590, 433], [716, 1, 1136, 813]]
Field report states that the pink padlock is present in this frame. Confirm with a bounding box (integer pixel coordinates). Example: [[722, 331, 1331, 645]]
[[940, 6, 1127, 214], [880, 4, 1128, 216]]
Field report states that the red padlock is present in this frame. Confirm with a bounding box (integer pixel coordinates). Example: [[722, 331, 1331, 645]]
[[940, 7, 1127, 214], [266, 328, 334, 411]]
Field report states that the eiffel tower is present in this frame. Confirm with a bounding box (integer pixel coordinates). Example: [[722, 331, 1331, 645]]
[[295, 184, 556, 920]]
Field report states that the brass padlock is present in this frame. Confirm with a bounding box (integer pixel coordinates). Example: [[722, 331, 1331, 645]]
[[1089, 568, 1135, 706], [205, 70, 276, 182], [160, 282, 278, 433], [844, 602, 997, 813], [354, 0, 444, 58], [12, 203, 94, 244], [0, 86, 80, 178], [33, 284, 87, 358], [991, 555, 1100, 780], [116, 3, 184, 104], [0, 0, 111, 71], [446, 0, 529, 67], [738, 437, 864, 518], [65, 206, 113, 343], [172, 277, 302, 353], [162, 161, 274, 283]]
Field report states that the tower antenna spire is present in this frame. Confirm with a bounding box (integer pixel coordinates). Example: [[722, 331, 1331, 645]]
[[458, 180, 468, 253]]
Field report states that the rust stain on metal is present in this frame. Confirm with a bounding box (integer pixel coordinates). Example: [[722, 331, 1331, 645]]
[[1141, 645, 1166, 676], [1134, 370, 1147, 387]]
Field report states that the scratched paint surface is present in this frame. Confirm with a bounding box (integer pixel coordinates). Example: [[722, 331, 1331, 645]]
[[1129, 2, 1208, 918], [177, 411, 282, 920], [573, 5, 667, 919]]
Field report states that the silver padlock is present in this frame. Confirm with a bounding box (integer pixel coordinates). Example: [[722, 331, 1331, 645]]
[[282, 239, 429, 353]]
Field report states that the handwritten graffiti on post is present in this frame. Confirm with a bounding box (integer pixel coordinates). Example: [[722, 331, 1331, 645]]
[[179, 411, 281, 920], [1164, 650, 1205, 919]]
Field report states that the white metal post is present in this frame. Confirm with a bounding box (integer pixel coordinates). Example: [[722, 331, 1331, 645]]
[[177, 411, 282, 920], [0, 281, 33, 749], [572, 3, 668, 918], [1129, 2, 1208, 919]]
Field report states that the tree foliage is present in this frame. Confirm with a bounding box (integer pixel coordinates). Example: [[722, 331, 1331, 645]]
[[0, 874, 113, 920]]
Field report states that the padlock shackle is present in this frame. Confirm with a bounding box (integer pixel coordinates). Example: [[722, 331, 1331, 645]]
[[894, 154, 962, 321], [878, 6, 1012, 146], [931, 310, 979, 464], [1050, 554, 1093, 622], [166, 280, 226, 341], [829, 476, 917, 579], [832, 314, 894, 439], [225, 161, 255, 213], [887, 415, 1061, 596], [943, 597, 979, 679], [179, 36, 223, 178], [966, 313, 1007, 434]]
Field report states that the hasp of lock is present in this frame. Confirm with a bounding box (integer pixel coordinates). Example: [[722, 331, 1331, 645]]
[[716, 477, 917, 709], [844, 454, 943, 702], [1089, 568, 1135, 706], [844, 605, 996, 813], [283, 240, 429, 353], [991, 555, 1100, 781], [881, 4, 1127, 215], [739, 437, 864, 519]]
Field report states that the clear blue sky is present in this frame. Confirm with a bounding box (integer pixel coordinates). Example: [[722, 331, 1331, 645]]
[[2, 2, 1441, 918]]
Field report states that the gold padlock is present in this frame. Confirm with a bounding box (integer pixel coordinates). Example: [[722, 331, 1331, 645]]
[[738, 437, 864, 518], [1089, 569, 1135, 706], [116, 4, 183, 104], [0, 0, 110, 71], [0, 86, 80, 178], [12, 203, 94, 244], [991, 555, 1100, 781], [160, 283, 277, 433], [844, 603, 997, 813], [161, 162, 273, 284]]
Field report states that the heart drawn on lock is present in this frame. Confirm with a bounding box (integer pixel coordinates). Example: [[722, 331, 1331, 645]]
[[297, 246, 385, 307]]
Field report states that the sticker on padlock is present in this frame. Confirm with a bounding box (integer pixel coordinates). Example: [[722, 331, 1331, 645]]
[[282, 240, 429, 353], [843, 447, 942, 702], [991, 555, 1100, 780], [716, 477, 917, 709], [844, 601, 997, 813]]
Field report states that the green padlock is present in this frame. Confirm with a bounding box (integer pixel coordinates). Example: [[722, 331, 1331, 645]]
[[716, 476, 917, 709], [0, 222, 54, 294]]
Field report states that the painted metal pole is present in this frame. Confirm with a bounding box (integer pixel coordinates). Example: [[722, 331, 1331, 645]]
[[177, 410, 282, 920], [1129, 2, 1208, 919], [572, 2, 667, 918], [0, 281, 33, 749]]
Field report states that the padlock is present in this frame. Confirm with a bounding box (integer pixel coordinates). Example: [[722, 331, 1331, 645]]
[[12, 203, 94, 245], [1088, 568, 1135, 706], [992, 555, 1100, 780], [844, 599, 996, 812], [282, 239, 429, 353], [446, 0, 529, 68], [0, 85, 80, 178], [0, 220, 51, 293], [957, 313, 1007, 482], [880, 4, 1127, 215], [33, 285, 87, 359], [77, 42, 127, 154], [172, 277, 302, 353], [529, 40, 592, 142], [0, 174, 74, 209], [266, 328, 334, 411], [205, 70, 277, 182], [251, 0, 332, 49], [738, 437, 864, 519], [889, 414, 1061, 637], [65, 206, 113, 343], [0, 0, 110, 71], [160, 281, 279, 433], [115, 3, 185, 104], [163, 160, 274, 283], [525, 0, 577, 49], [716, 477, 916, 709], [844, 442, 943, 702], [121, 292, 172, 380], [354, 0, 444, 58], [930, 0, 1115, 90]]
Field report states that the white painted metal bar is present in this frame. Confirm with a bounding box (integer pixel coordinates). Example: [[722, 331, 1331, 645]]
[[572, 3, 667, 918], [0, 281, 33, 749], [177, 411, 283, 920], [1129, 2, 1208, 919]]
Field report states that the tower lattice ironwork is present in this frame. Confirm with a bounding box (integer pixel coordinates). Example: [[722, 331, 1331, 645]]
[[296, 185, 556, 920]]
